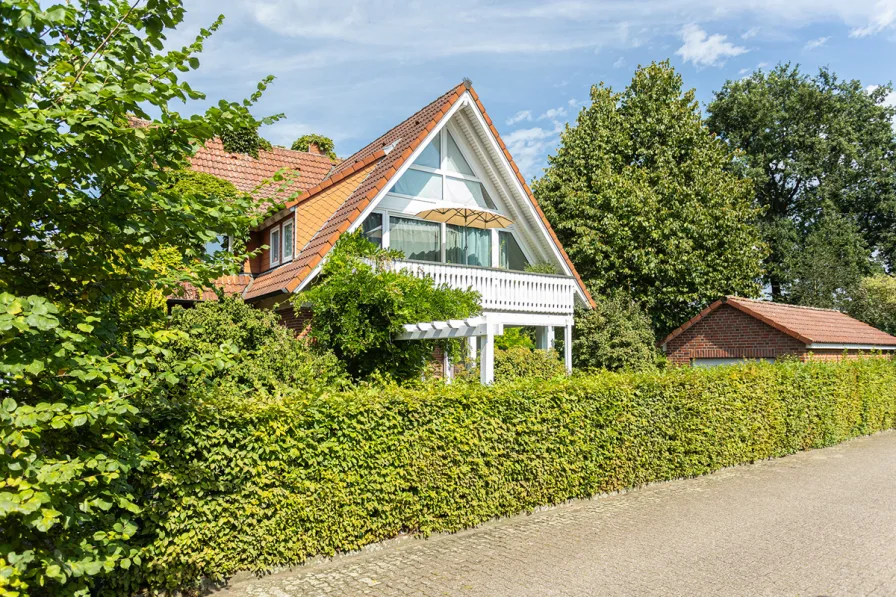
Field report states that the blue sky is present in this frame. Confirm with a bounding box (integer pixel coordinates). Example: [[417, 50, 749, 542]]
[[172, 0, 896, 180]]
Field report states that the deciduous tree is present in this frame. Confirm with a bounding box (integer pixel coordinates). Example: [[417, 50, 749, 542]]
[[534, 61, 765, 335]]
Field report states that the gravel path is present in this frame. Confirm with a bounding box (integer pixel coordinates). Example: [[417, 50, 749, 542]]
[[216, 430, 896, 597]]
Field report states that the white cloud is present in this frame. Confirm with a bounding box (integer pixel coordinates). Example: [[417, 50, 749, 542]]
[[741, 26, 760, 39], [676, 24, 748, 67], [538, 107, 567, 120], [850, 0, 896, 36], [613, 56, 626, 68], [502, 121, 564, 179], [506, 110, 533, 125], [804, 36, 830, 50]]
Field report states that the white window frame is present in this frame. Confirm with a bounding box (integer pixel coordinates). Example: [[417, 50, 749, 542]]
[[269, 224, 282, 267], [281, 218, 295, 263]]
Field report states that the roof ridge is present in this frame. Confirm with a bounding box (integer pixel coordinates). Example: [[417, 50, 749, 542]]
[[330, 82, 467, 175], [726, 296, 843, 314]]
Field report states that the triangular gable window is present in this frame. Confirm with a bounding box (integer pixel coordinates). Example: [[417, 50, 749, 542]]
[[413, 131, 440, 169], [445, 131, 474, 176]]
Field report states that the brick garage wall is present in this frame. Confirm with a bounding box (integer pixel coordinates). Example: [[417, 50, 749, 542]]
[[277, 305, 313, 337], [665, 304, 807, 366]]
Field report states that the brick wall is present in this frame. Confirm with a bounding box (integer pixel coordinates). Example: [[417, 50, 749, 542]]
[[277, 305, 313, 337], [665, 304, 807, 366]]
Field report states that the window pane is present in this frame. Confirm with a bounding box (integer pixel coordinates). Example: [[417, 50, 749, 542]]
[[391, 168, 442, 200], [445, 177, 497, 210], [446, 131, 475, 176], [413, 131, 440, 169], [390, 216, 440, 262], [447, 225, 491, 267], [361, 213, 383, 247], [499, 231, 529, 271], [270, 228, 281, 265], [282, 221, 294, 260]]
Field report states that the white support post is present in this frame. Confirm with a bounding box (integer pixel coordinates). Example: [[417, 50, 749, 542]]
[[535, 325, 554, 351], [442, 350, 453, 383], [563, 324, 573, 374], [480, 325, 495, 385], [467, 335, 478, 369]]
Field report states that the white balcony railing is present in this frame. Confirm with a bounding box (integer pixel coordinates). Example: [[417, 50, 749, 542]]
[[391, 260, 576, 315]]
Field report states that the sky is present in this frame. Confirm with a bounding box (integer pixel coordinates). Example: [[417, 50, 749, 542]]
[[171, 0, 896, 180]]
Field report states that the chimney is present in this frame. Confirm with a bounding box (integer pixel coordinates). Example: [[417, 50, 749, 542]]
[[307, 142, 321, 155]]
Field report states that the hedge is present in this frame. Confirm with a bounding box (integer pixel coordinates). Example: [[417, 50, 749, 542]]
[[133, 358, 896, 590]]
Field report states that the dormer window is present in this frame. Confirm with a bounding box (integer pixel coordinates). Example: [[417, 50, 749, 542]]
[[268, 218, 295, 268]]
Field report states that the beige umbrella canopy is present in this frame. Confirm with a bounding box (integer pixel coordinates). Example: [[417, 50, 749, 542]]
[[415, 207, 512, 229]]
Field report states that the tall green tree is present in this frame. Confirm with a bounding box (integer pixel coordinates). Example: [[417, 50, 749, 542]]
[[0, 1, 275, 594], [534, 61, 765, 335], [707, 64, 896, 301]]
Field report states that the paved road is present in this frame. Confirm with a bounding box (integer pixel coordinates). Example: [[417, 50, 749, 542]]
[[217, 431, 896, 597]]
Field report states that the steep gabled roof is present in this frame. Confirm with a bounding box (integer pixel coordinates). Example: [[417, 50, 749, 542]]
[[193, 82, 593, 305], [662, 296, 896, 348], [190, 138, 334, 202]]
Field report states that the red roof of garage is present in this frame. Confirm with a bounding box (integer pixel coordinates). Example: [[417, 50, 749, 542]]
[[662, 296, 896, 348]]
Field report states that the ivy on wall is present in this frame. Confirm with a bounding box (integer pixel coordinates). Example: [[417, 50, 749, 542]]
[[291, 134, 337, 160], [220, 127, 273, 158]]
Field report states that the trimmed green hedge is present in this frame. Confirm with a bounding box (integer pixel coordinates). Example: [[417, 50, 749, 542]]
[[135, 358, 896, 590]]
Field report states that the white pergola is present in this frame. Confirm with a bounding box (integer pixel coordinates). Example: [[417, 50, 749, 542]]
[[395, 314, 573, 384]]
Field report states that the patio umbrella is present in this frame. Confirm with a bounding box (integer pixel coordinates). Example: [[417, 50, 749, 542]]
[[415, 207, 513, 266], [415, 207, 512, 230]]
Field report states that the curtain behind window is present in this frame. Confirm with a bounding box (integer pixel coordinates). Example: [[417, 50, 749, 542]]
[[447, 225, 491, 267], [390, 217, 440, 262], [499, 231, 529, 271]]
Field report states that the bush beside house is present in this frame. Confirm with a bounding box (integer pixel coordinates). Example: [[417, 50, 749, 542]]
[[129, 358, 896, 592]]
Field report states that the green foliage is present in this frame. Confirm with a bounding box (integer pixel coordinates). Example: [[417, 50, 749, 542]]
[[0, 1, 276, 593], [846, 275, 896, 335], [295, 233, 481, 381], [133, 358, 896, 590], [776, 214, 881, 308], [573, 293, 659, 372], [534, 61, 766, 335], [291, 134, 337, 160], [494, 346, 565, 381], [494, 327, 535, 350], [220, 127, 273, 158], [0, 294, 221, 597], [0, 0, 277, 310], [707, 64, 896, 298], [163, 297, 347, 397], [523, 262, 561, 275]]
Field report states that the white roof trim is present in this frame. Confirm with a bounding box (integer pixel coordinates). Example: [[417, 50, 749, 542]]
[[806, 343, 896, 350]]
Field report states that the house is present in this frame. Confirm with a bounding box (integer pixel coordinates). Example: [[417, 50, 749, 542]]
[[661, 296, 896, 366], [184, 81, 594, 382]]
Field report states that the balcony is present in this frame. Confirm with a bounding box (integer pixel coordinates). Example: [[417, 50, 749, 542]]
[[390, 260, 576, 315]]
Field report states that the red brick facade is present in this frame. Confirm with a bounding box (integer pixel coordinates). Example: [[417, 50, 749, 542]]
[[664, 305, 806, 365], [277, 305, 313, 337], [664, 304, 893, 366]]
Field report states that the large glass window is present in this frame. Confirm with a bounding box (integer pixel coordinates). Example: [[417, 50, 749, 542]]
[[361, 213, 383, 247], [414, 131, 440, 169], [391, 168, 442, 200], [447, 225, 491, 267], [499, 231, 529, 271], [390, 216, 440, 262], [445, 131, 474, 176], [445, 178, 497, 210]]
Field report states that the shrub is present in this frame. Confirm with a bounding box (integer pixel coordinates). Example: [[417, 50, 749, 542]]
[[296, 233, 480, 381], [573, 292, 659, 372], [163, 297, 347, 397], [846, 274, 896, 335], [131, 358, 896, 591], [494, 346, 565, 381], [494, 327, 535, 350]]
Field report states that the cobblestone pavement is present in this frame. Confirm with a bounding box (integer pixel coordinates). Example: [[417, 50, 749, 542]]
[[216, 431, 896, 597]]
